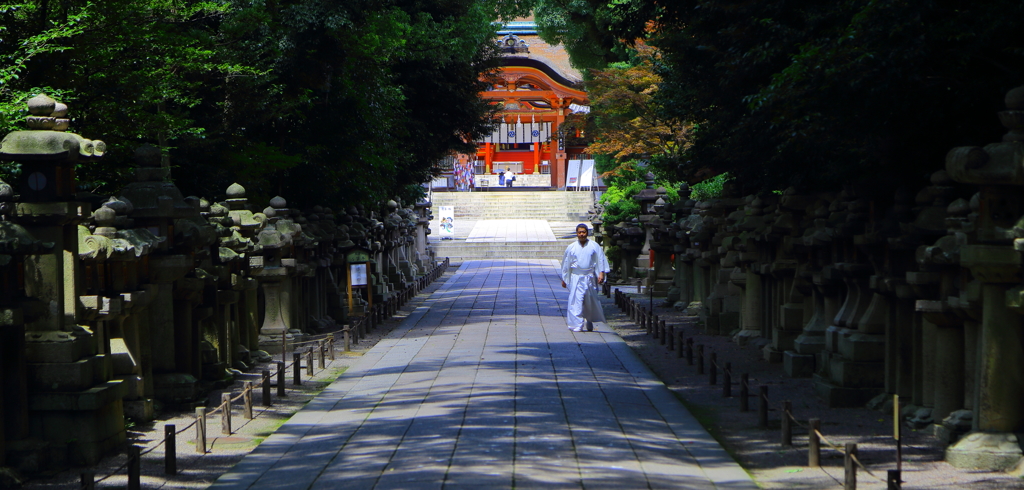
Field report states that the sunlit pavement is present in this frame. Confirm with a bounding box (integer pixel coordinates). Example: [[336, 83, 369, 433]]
[[212, 260, 756, 490]]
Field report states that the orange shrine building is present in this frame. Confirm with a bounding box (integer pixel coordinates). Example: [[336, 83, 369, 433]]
[[448, 20, 592, 190]]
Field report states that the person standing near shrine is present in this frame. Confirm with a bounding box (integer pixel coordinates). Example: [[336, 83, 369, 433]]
[[505, 167, 515, 187], [560, 223, 609, 332]]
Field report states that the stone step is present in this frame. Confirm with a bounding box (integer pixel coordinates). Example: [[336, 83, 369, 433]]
[[431, 240, 573, 260]]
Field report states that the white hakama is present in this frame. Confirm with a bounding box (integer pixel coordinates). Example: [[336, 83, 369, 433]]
[[560, 239, 610, 330]]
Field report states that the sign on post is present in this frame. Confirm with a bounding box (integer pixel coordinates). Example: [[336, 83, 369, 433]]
[[346, 248, 372, 317], [438, 206, 455, 240]]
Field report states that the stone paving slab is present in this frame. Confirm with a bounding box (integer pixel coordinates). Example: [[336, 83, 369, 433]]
[[212, 259, 756, 489]]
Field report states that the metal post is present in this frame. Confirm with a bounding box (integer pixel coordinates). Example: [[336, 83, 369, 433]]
[[887, 470, 901, 490], [740, 373, 749, 411], [276, 361, 286, 397], [809, 419, 821, 467], [244, 382, 254, 419], [221, 393, 232, 435], [165, 424, 176, 475], [781, 401, 792, 446], [195, 407, 207, 454], [844, 443, 857, 490]]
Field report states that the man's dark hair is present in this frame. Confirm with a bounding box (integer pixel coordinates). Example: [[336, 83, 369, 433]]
[[576, 223, 589, 233]]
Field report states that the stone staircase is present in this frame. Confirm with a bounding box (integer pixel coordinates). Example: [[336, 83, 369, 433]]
[[428, 191, 596, 261], [429, 191, 596, 221]]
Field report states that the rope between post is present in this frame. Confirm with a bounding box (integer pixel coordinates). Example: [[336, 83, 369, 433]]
[[176, 419, 198, 435], [93, 460, 130, 484], [206, 401, 226, 416], [786, 409, 810, 429], [849, 453, 888, 483]]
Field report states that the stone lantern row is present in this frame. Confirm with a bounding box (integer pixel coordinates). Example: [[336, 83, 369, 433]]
[[603, 86, 1024, 471], [0, 95, 437, 472]]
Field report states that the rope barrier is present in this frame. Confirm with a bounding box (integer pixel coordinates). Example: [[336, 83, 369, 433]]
[[93, 460, 129, 484], [94, 266, 447, 480]]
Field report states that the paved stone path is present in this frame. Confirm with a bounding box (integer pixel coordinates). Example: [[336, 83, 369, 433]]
[[212, 260, 756, 489]]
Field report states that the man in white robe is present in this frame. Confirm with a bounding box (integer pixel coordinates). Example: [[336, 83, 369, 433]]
[[560, 224, 610, 332]]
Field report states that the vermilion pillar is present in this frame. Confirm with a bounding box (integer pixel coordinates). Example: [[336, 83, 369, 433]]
[[532, 142, 540, 174], [484, 143, 493, 174]]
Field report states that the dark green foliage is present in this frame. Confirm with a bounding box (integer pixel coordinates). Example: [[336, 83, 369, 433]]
[[1, 0, 502, 209], [521, 0, 1024, 197]]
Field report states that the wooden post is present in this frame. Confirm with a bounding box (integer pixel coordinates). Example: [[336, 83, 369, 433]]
[[844, 442, 857, 490], [243, 382, 254, 419], [709, 352, 717, 385], [328, 335, 336, 360], [758, 386, 768, 429], [723, 362, 732, 397], [740, 373, 749, 412], [80, 472, 95, 490], [319, 341, 326, 369], [781, 401, 792, 446], [294, 352, 302, 386], [165, 424, 176, 475], [343, 325, 351, 352], [276, 361, 286, 397], [195, 407, 207, 454], [127, 445, 140, 490], [307, 348, 314, 376], [686, 338, 694, 365], [667, 325, 675, 350], [262, 370, 272, 406], [809, 418, 821, 467], [221, 393, 232, 435], [697, 344, 704, 374]]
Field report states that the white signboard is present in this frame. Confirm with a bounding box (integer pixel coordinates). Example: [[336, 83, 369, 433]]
[[438, 205, 455, 239], [565, 158, 582, 190], [579, 159, 596, 189], [350, 263, 368, 286]]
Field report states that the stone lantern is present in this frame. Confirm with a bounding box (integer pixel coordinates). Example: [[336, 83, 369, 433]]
[[941, 86, 1024, 470], [0, 94, 127, 466]]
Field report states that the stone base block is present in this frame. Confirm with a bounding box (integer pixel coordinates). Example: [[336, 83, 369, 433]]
[[793, 333, 825, 355], [829, 356, 885, 387], [153, 373, 198, 403], [27, 381, 127, 466], [27, 355, 112, 392], [946, 432, 1024, 470], [124, 399, 154, 422], [838, 331, 885, 361], [762, 344, 783, 363], [813, 374, 881, 407], [784, 351, 815, 377]]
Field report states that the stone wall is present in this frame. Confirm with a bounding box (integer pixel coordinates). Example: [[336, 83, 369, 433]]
[[602, 86, 1024, 471], [0, 95, 438, 472]]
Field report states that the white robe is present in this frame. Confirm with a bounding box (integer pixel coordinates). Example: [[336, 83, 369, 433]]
[[560, 239, 610, 329]]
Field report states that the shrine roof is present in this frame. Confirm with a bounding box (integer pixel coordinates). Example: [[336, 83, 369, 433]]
[[495, 21, 582, 86]]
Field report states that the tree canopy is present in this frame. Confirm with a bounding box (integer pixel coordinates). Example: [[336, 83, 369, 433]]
[[1, 0, 509, 208], [520, 0, 1024, 196]]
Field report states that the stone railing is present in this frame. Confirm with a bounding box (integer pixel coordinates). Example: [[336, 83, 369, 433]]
[[0, 95, 441, 473], [603, 86, 1024, 471]]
